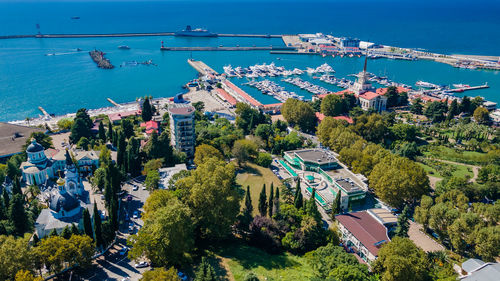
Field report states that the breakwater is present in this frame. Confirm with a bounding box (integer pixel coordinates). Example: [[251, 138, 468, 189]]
[[161, 46, 295, 51], [89, 50, 114, 69], [0, 32, 282, 40]]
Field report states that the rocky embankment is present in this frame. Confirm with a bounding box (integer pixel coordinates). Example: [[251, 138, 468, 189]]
[[89, 50, 114, 69]]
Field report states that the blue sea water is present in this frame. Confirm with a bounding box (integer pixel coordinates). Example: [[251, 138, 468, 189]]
[[0, 0, 499, 121]]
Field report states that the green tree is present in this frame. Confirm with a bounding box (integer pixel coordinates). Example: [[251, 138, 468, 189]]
[[129, 196, 194, 267], [70, 108, 92, 143], [126, 137, 141, 176], [243, 272, 260, 281], [410, 98, 423, 115], [255, 152, 272, 167], [414, 195, 433, 230], [235, 103, 267, 134], [258, 184, 268, 217], [71, 223, 80, 235], [145, 170, 160, 191], [12, 176, 22, 195], [116, 130, 126, 169], [273, 186, 280, 216], [394, 205, 410, 237], [98, 121, 106, 142], [56, 118, 73, 131], [373, 237, 429, 281], [307, 189, 322, 223], [473, 226, 500, 261], [268, 183, 274, 217], [61, 226, 72, 239], [294, 179, 303, 209], [460, 96, 472, 114], [473, 106, 490, 124], [120, 118, 135, 139], [194, 257, 217, 281], [390, 123, 417, 142], [23, 132, 53, 151], [140, 267, 180, 281], [244, 186, 253, 215], [93, 203, 103, 249], [77, 136, 90, 150], [0, 235, 33, 281], [141, 96, 153, 122], [194, 144, 224, 166], [232, 139, 258, 166], [14, 269, 43, 281], [448, 99, 460, 119], [82, 207, 93, 240], [321, 94, 344, 116], [177, 158, 240, 241], [9, 194, 29, 236], [107, 121, 113, 142], [331, 191, 341, 219], [282, 98, 317, 132]]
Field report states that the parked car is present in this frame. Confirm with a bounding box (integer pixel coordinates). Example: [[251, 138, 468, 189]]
[[121, 277, 130, 281], [127, 195, 133, 202], [178, 272, 188, 281], [132, 185, 138, 191], [142, 185, 147, 190], [134, 261, 149, 268], [119, 246, 129, 256], [133, 211, 139, 219]]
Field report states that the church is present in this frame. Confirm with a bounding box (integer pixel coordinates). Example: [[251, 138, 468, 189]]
[[34, 149, 93, 238]]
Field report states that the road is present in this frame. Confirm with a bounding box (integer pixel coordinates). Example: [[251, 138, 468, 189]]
[[72, 179, 150, 281]]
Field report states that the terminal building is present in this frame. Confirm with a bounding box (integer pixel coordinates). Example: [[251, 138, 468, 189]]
[[168, 103, 196, 157]]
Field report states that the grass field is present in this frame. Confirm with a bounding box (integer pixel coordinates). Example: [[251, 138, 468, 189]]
[[214, 242, 314, 281], [236, 162, 282, 216], [417, 161, 473, 179], [423, 145, 490, 165]]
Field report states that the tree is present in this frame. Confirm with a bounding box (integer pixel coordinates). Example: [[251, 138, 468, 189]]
[[369, 155, 429, 208], [126, 137, 141, 176], [414, 195, 433, 230], [23, 132, 53, 151], [255, 152, 272, 167], [244, 186, 253, 215], [194, 257, 217, 281], [107, 121, 113, 142], [9, 194, 29, 236], [258, 184, 268, 217], [129, 196, 194, 267], [232, 139, 258, 166], [98, 121, 106, 142], [460, 96, 472, 114], [331, 191, 341, 219], [473, 226, 500, 261], [93, 203, 103, 249], [448, 99, 459, 119], [268, 183, 274, 217], [235, 103, 267, 134], [71, 223, 80, 235], [140, 267, 180, 281], [56, 118, 73, 131], [373, 237, 429, 281], [70, 109, 92, 143], [282, 98, 317, 132], [12, 176, 22, 195], [473, 106, 490, 124], [243, 272, 260, 281], [307, 189, 322, 223], [321, 94, 344, 116], [273, 186, 280, 216], [15, 270, 43, 281], [294, 179, 303, 209], [61, 226, 72, 239], [176, 158, 240, 241], [82, 207, 93, 239], [255, 124, 273, 144], [144, 170, 160, 191], [390, 123, 417, 142], [141, 96, 153, 122], [394, 205, 410, 237], [121, 118, 135, 139], [0, 235, 33, 281], [77, 136, 90, 150], [194, 144, 224, 166], [410, 98, 423, 115], [116, 130, 126, 169]]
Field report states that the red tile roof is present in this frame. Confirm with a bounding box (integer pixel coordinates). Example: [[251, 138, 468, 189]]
[[336, 211, 390, 257], [223, 80, 262, 107], [316, 112, 353, 124], [216, 88, 238, 106], [108, 110, 140, 122], [358, 91, 380, 100], [376, 87, 410, 95], [316, 89, 353, 99], [263, 103, 283, 108], [140, 120, 159, 134]]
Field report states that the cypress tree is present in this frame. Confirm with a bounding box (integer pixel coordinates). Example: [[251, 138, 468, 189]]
[[331, 190, 341, 220], [11, 176, 22, 196], [395, 205, 411, 238], [273, 186, 280, 216], [116, 130, 126, 169], [268, 183, 274, 217], [49, 228, 59, 237], [61, 226, 72, 239], [294, 178, 301, 202], [82, 208, 93, 240], [258, 184, 267, 217], [9, 194, 28, 236], [294, 191, 303, 210], [98, 122, 106, 142], [107, 121, 113, 142], [2, 188, 9, 209], [32, 233, 39, 246], [141, 97, 153, 122], [194, 257, 217, 281], [243, 186, 253, 215], [93, 202, 104, 249], [0, 197, 5, 220], [307, 189, 322, 223], [71, 223, 80, 235]]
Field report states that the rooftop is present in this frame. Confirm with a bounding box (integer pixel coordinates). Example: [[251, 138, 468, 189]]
[[223, 80, 262, 107], [358, 91, 380, 100], [336, 211, 390, 257], [376, 87, 410, 95], [335, 177, 363, 193], [367, 208, 398, 225], [0, 122, 44, 158], [290, 148, 337, 164], [462, 259, 500, 281], [108, 110, 140, 122], [216, 88, 238, 106], [168, 103, 195, 115]]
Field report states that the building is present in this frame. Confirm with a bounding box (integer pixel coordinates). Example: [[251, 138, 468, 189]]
[[21, 139, 100, 185], [107, 109, 141, 124], [340, 37, 361, 48], [460, 259, 500, 280], [168, 103, 195, 157], [20, 139, 56, 185], [34, 150, 92, 238], [358, 91, 387, 112], [284, 149, 339, 171], [0, 122, 44, 161], [336, 210, 391, 262], [482, 101, 497, 111], [490, 109, 500, 126], [140, 120, 160, 135]]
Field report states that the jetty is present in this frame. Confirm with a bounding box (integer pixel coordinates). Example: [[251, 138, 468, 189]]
[[89, 50, 114, 69], [448, 83, 489, 93], [161, 46, 294, 51], [38, 106, 50, 118], [107, 98, 120, 107]]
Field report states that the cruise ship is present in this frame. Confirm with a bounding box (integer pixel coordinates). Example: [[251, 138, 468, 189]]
[[174, 25, 217, 37]]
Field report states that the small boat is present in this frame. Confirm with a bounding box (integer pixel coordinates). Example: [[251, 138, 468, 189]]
[[76, 48, 82, 52], [118, 45, 130, 50], [71, 16, 80, 20]]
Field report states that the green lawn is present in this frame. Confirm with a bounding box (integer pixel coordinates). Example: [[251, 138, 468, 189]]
[[417, 161, 473, 179], [423, 145, 490, 165], [215, 242, 314, 281], [236, 162, 282, 216]]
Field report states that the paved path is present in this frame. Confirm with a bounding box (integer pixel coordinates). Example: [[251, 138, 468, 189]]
[[408, 221, 444, 253], [431, 158, 480, 182]]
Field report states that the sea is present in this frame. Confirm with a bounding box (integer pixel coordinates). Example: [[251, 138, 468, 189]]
[[0, 0, 499, 122]]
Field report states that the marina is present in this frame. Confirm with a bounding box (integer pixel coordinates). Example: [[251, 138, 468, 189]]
[[282, 77, 331, 96]]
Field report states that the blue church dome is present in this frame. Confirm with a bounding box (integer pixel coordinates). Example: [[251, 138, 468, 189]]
[[26, 139, 44, 153]]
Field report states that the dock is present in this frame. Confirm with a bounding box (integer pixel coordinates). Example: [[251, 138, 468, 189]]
[[448, 83, 489, 93], [38, 106, 50, 118], [187, 59, 219, 76], [107, 98, 120, 107]]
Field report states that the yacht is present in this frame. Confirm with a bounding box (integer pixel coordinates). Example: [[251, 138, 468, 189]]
[[118, 45, 131, 50]]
